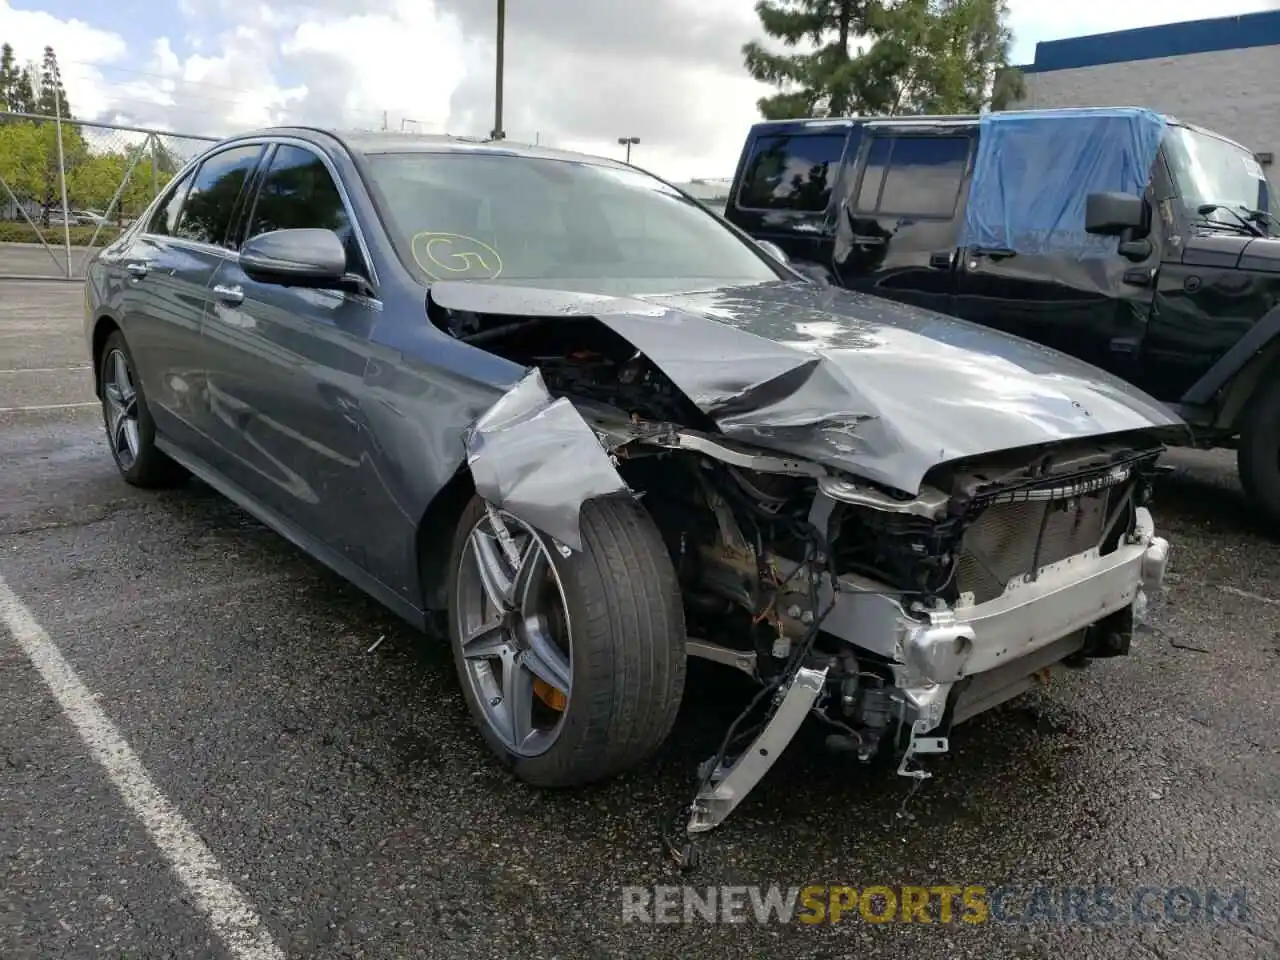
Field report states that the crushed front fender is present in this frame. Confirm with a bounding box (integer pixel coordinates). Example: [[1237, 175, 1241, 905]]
[[464, 368, 630, 551]]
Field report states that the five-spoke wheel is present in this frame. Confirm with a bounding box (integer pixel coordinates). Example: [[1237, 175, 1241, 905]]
[[103, 347, 141, 471], [455, 507, 574, 757], [445, 494, 687, 787], [96, 329, 188, 488]]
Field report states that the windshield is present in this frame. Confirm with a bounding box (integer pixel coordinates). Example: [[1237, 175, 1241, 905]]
[[364, 153, 785, 295], [1163, 125, 1276, 229]]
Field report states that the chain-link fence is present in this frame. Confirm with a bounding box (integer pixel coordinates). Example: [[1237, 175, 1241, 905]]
[[0, 111, 217, 280]]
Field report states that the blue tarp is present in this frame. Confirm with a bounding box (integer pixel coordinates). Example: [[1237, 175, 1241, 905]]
[[958, 107, 1167, 259]]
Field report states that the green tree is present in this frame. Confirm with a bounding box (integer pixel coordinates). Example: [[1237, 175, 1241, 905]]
[[35, 45, 68, 117], [0, 119, 46, 200], [742, 0, 1023, 119], [10, 65, 36, 114], [0, 43, 16, 111]]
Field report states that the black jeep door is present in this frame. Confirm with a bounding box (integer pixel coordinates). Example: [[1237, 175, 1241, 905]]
[[949, 146, 1165, 384], [830, 124, 974, 317]]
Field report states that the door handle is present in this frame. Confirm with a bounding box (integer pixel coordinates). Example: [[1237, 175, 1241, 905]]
[[973, 247, 1017, 261], [212, 283, 244, 305], [929, 251, 954, 269], [126, 261, 149, 278]]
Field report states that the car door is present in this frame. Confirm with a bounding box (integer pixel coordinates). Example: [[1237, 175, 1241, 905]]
[[831, 127, 973, 317], [200, 141, 380, 570], [116, 143, 266, 450]]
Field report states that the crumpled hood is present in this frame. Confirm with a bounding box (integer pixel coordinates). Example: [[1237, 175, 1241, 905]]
[[429, 279, 1185, 494]]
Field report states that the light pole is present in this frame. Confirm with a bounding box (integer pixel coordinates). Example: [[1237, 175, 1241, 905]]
[[491, 0, 506, 140], [617, 136, 639, 163]]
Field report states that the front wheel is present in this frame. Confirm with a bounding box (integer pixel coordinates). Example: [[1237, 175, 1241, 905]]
[[445, 494, 687, 787], [1238, 376, 1280, 529], [98, 330, 188, 488]]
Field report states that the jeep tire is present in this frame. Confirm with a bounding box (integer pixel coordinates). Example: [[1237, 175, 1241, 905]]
[[1238, 376, 1280, 528]]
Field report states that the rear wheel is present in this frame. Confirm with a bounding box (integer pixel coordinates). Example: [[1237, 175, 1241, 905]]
[[445, 494, 686, 787], [1238, 376, 1280, 528], [98, 330, 188, 488]]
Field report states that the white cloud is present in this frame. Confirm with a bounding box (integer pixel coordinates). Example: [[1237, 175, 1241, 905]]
[[3, 0, 1280, 179], [0, 0, 127, 118], [281, 1, 468, 132]]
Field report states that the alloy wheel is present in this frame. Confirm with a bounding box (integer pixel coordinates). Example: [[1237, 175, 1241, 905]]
[[454, 509, 574, 757], [102, 348, 141, 470]]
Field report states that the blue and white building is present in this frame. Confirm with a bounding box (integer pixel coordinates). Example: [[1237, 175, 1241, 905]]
[[1016, 11, 1280, 167]]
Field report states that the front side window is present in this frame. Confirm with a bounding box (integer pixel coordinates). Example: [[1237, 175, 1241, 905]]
[[737, 133, 848, 212], [365, 153, 785, 296], [175, 145, 264, 247], [1164, 125, 1276, 227], [148, 169, 195, 236], [855, 135, 969, 218], [247, 144, 363, 273]]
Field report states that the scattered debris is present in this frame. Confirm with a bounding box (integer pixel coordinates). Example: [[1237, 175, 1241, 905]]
[[367, 634, 387, 654]]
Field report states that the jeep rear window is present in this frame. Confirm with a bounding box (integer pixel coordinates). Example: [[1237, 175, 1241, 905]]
[[365, 153, 785, 295], [736, 133, 847, 212]]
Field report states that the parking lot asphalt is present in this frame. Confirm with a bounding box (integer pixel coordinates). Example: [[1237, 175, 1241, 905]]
[[1, 278, 1277, 960], [0, 242, 96, 281]]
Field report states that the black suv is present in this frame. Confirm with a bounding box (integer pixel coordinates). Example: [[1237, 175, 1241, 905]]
[[724, 107, 1280, 525]]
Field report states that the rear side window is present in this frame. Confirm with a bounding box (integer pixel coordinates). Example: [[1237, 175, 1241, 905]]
[[737, 132, 847, 212], [855, 135, 970, 218], [175, 145, 264, 247]]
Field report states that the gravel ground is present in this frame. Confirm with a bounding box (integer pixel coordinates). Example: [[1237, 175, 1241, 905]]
[[1, 280, 1277, 959]]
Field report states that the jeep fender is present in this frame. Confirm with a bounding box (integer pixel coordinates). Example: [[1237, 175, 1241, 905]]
[[1182, 303, 1280, 425]]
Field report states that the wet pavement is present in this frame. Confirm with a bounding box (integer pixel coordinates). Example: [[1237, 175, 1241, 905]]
[[1, 281, 1277, 959]]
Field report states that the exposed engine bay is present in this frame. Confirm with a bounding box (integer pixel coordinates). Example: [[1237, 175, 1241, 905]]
[[439, 297, 1173, 852]]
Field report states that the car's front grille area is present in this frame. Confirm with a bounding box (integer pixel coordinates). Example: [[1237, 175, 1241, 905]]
[[956, 486, 1113, 605]]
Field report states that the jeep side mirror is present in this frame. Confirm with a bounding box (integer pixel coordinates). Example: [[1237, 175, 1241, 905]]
[[1085, 192, 1146, 236]]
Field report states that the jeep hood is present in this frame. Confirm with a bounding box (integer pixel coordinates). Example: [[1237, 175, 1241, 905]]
[[431, 279, 1184, 495]]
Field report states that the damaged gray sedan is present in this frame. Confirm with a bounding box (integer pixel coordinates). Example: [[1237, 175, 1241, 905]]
[[84, 129, 1177, 837]]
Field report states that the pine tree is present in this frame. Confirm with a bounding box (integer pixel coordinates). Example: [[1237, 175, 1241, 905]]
[[0, 43, 16, 112], [742, 0, 876, 119], [742, 0, 1023, 119], [35, 45, 69, 117], [12, 65, 37, 114]]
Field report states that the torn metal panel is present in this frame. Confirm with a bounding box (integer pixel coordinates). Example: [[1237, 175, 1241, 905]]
[[464, 368, 630, 551], [429, 279, 1184, 496]]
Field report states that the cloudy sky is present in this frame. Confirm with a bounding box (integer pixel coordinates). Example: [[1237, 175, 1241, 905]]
[[1, 0, 1278, 180]]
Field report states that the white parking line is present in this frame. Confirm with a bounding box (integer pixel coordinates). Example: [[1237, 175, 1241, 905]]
[[0, 402, 97, 412], [0, 573, 285, 960], [0, 365, 91, 374]]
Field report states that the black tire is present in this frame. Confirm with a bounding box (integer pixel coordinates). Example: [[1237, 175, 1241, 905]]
[[445, 493, 687, 787], [98, 330, 188, 489], [1238, 376, 1280, 527]]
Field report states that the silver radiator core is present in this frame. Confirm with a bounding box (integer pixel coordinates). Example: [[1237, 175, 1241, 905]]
[[956, 488, 1112, 604]]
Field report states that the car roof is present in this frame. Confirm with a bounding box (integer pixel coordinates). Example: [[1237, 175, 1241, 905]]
[[745, 108, 1198, 140], [224, 125, 635, 170]]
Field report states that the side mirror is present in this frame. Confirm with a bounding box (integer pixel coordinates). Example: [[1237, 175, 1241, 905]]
[[756, 240, 790, 264], [1085, 192, 1147, 236], [239, 228, 347, 288]]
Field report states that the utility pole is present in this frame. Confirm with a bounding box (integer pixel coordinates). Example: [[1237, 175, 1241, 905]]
[[617, 136, 639, 163], [490, 0, 506, 140]]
